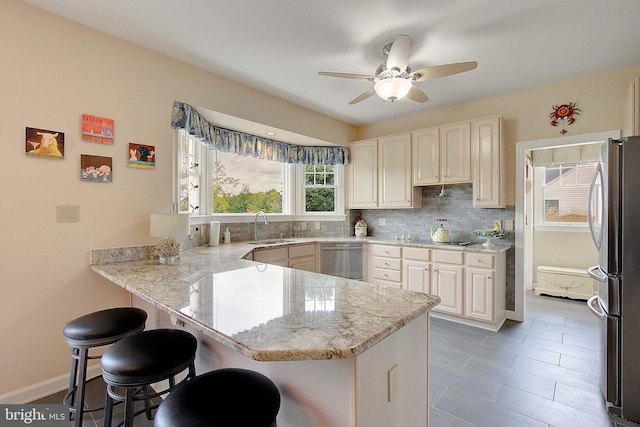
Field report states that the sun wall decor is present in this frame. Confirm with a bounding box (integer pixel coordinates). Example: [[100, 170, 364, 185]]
[[549, 102, 581, 135]]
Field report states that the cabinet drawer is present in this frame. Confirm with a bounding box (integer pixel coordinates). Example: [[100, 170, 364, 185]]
[[372, 245, 402, 258], [253, 247, 288, 263], [432, 250, 464, 265], [403, 247, 430, 261], [289, 243, 315, 259], [373, 256, 402, 270], [466, 252, 495, 268], [373, 267, 402, 282]]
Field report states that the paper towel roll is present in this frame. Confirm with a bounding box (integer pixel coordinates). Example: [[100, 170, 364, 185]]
[[209, 221, 221, 246]]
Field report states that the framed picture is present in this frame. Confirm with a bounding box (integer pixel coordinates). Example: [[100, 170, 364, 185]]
[[25, 127, 64, 160], [128, 143, 155, 169], [82, 114, 114, 144], [81, 154, 112, 182]]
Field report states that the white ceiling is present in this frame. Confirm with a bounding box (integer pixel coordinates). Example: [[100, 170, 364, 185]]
[[21, 0, 640, 129]]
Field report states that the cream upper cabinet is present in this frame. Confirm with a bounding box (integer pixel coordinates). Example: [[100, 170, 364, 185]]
[[348, 139, 378, 208], [378, 133, 418, 208], [472, 116, 505, 208], [623, 77, 639, 138], [412, 127, 440, 185], [440, 122, 471, 183], [348, 134, 420, 209], [413, 123, 471, 185]]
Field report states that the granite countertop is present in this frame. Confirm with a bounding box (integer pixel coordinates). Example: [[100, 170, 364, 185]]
[[90, 242, 441, 362]]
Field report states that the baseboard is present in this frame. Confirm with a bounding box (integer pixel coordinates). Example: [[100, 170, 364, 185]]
[[506, 310, 517, 320], [0, 365, 102, 404]]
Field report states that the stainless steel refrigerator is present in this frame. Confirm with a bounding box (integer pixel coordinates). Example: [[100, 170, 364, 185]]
[[588, 136, 640, 422]]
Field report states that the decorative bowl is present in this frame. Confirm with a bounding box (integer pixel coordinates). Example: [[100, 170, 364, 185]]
[[472, 229, 505, 249]]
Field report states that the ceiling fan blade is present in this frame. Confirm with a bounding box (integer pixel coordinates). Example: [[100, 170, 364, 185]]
[[348, 88, 376, 105], [410, 61, 478, 82], [405, 85, 429, 103], [386, 35, 411, 73], [318, 71, 374, 81]]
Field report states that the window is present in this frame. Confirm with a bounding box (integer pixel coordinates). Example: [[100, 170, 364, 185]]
[[304, 165, 336, 213], [534, 162, 598, 227], [177, 131, 344, 219]]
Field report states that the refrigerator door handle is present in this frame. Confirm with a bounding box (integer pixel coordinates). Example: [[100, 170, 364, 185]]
[[588, 162, 603, 250], [588, 265, 607, 282], [587, 295, 606, 320]]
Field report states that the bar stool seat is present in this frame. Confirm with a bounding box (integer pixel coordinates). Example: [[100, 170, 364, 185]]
[[154, 368, 281, 427], [101, 328, 197, 427], [63, 307, 147, 427]]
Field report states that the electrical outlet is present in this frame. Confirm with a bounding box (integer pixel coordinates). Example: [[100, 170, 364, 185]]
[[315, 222, 321, 230], [388, 364, 399, 402], [494, 219, 502, 230], [504, 219, 514, 231], [301, 222, 307, 230], [379, 218, 387, 226]]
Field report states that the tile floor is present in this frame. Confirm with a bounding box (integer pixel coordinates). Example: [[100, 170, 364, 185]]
[[34, 291, 640, 426], [429, 291, 640, 427]]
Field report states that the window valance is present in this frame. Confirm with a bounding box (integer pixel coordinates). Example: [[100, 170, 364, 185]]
[[171, 100, 349, 165]]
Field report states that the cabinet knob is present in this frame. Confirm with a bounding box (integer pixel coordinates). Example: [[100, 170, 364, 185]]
[[385, 262, 390, 266], [384, 274, 389, 278], [487, 276, 492, 280]]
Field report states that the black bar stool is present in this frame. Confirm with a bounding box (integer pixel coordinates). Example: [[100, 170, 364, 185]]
[[154, 368, 281, 427], [63, 307, 147, 427], [101, 328, 197, 427]]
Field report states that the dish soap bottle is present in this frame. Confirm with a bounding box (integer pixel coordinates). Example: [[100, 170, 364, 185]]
[[223, 228, 231, 244]]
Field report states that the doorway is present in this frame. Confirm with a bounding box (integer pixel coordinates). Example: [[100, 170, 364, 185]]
[[513, 130, 620, 321]]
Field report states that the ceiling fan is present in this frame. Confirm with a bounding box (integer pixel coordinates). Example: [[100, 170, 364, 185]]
[[319, 35, 478, 105]]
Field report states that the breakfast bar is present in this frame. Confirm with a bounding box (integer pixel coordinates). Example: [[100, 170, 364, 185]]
[[90, 243, 440, 427]]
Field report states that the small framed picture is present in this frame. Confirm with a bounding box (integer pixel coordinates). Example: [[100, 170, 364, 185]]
[[81, 154, 112, 182], [128, 143, 155, 169], [25, 127, 64, 160], [82, 114, 114, 144]]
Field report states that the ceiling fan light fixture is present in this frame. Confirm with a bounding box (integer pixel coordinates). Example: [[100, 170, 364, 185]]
[[374, 77, 412, 102]]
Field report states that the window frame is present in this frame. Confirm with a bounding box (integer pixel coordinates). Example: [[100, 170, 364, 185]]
[[177, 131, 346, 225], [533, 162, 596, 233]]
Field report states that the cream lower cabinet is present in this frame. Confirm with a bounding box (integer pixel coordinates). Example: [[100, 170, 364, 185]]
[[288, 243, 317, 272], [430, 250, 465, 316], [370, 244, 403, 288], [253, 244, 317, 271], [465, 267, 494, 322], [403, 247, 430, 293]]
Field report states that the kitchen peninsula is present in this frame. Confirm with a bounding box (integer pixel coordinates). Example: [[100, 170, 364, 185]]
[[90, 241, 440, 427]]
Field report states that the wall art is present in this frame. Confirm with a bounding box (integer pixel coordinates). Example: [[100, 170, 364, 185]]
[[25, 127, 65, 160], [82, 114, 114, 144], [81, 154, 112, 182], [550, 102, 581, 135], [128, 142, 155, 169]]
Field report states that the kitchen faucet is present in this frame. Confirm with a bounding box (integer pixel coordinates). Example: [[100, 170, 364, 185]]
[[254, 211, 269, 241]]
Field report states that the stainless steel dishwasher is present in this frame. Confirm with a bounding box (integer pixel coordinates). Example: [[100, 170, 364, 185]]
[[319, 242, 363, 280]]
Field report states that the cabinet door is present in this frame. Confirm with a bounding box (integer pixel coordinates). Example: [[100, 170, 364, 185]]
[[465, 268, 494, 322], [472, 116, 504, 208], [412, 127, 440, 185], [431, 263, 464, 315], [349, 139, 378, 208], [405, 261, 430, 294], [289, 256, 316, 272], [440, 122, 471, 184], [378, 133, 413, 207]]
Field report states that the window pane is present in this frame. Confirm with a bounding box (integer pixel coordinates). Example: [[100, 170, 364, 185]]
[[539, 161, 597, 224], [213, 152, 283, 213], [305, 188, 335, 212]]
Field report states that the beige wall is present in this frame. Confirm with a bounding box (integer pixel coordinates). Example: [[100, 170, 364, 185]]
[[533, 231, 597, 274], [0, 0, 356, 399], [358, 65, 640, 205]]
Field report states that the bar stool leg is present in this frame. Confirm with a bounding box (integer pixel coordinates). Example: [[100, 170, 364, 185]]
[[103, 386, 114, 427], [124, 388, 135, 427]]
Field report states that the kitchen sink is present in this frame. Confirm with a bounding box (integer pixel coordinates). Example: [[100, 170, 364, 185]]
[[253, 239, 292, 246]]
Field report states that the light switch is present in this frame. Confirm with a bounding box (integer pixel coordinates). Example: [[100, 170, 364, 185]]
[[56, 205, 80, 223]]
